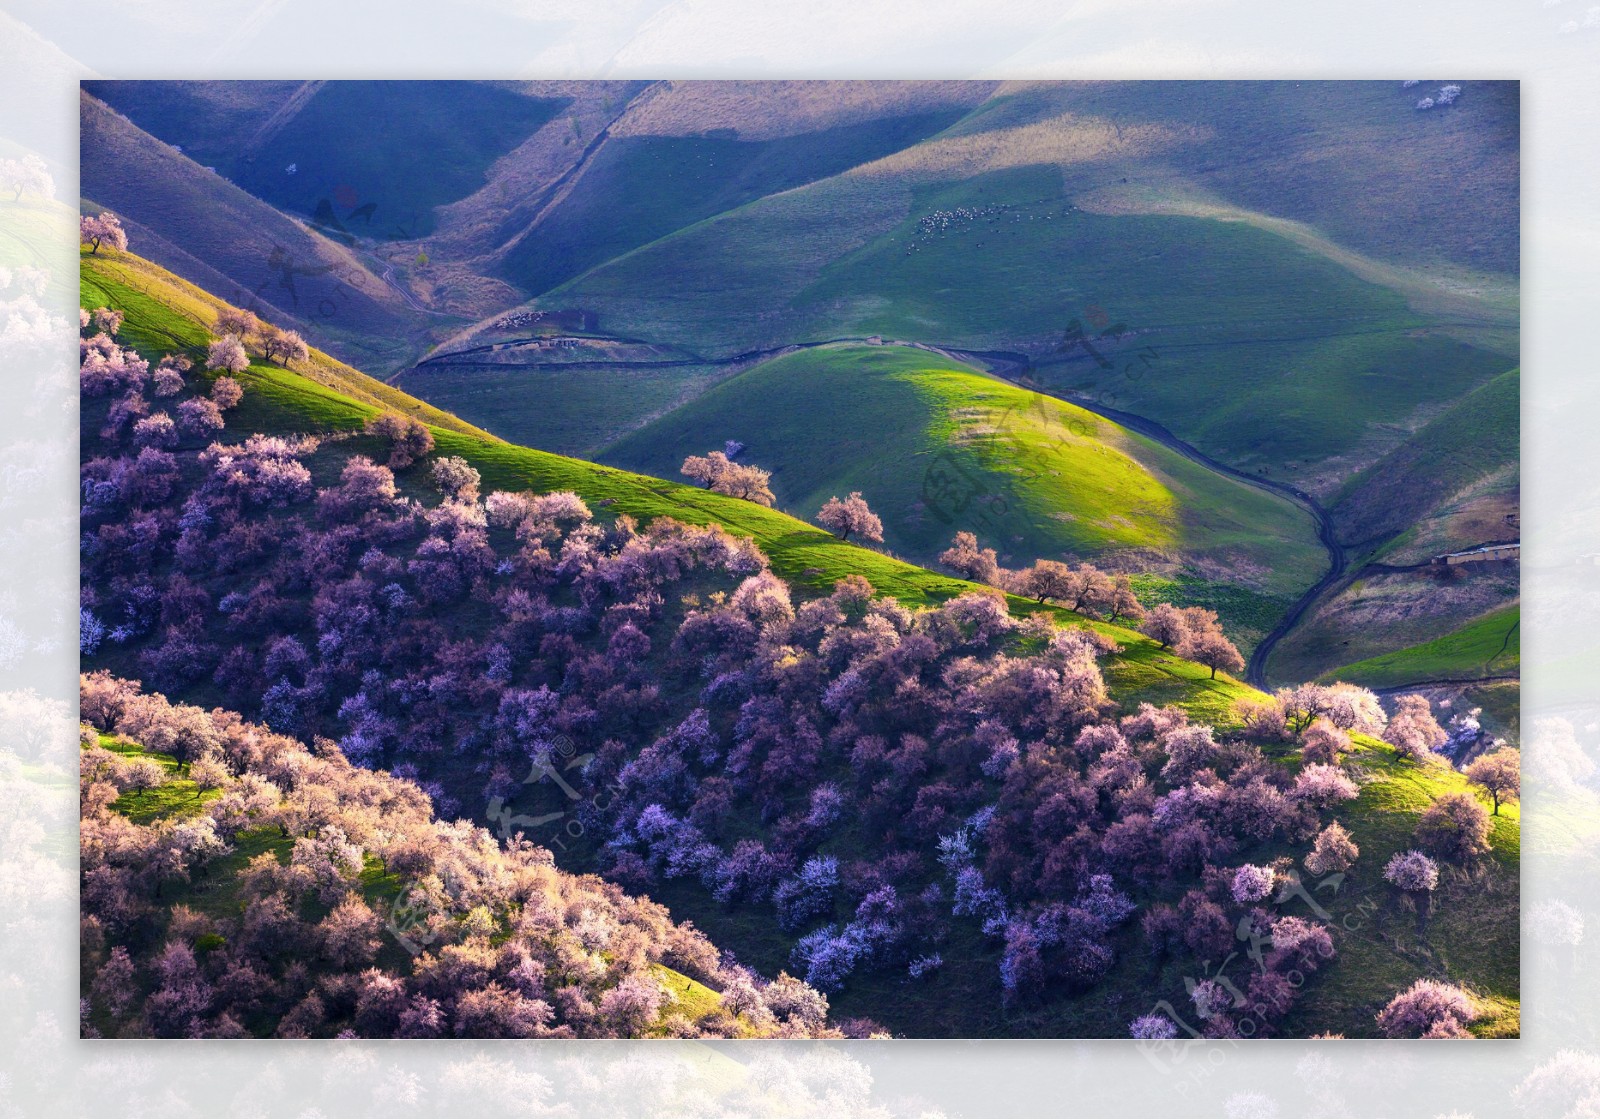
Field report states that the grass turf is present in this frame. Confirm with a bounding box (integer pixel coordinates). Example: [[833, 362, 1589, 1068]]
[[1330, 367, 1520, 551], [521, 160, 1513, 483], [394, 359, 736, 459], [600, 343, 1325, 603], [499, 111, 969, 295], [1317, 605, 1520, 689]]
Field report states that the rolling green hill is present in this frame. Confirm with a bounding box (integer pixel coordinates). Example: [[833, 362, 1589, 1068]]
[[600, 344, 1325, 603], [961, 80, 1520, 276], [79, 252, 489, 441], [80, 81, 305, 164], [508, 156, 1512, 481], [81, 249, 1265, 727], [83, 80, 571, 241], [79, 89, 427, 371], [499, 109, 972, 295], [396, 355, 737, 460], [1318, 605, 1520, 689], [83, 81, 1519, 501], [231, 82, 567, 241], [1263, 368, 1518, 686], [1270, 561, 1521, 689], [519, 160, 1410, 353]]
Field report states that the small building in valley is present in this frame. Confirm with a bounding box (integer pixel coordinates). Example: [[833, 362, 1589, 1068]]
[[1435, 543, 1520, 566]]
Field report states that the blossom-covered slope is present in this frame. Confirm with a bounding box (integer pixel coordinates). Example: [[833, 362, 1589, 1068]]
[[78, 248, 1519, 1038]]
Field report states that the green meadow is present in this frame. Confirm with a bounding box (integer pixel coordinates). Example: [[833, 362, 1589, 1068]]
[[602, 343, 1325, 600], [521, 161, 1513, 481], [1319, 605, 1521, 690], [500, 111, 969, 295]]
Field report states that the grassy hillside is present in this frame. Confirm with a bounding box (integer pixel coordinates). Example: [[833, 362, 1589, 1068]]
[[81, 81, 307, 163], [84, 80, 1519, 494], [79, 252, 489, 441], [532, 160, 1410, 353], [970, 80, 1520, 276], [600, 344, 1325, 601], [512, 157, 1512, 480], [500, 111, 970, 295], [1262, 367, 1518, 688], [1271, 360, 1518, 684], [397, 356, 736, 459], [1331, 367, 1519, 553], [1270, 563, 1520, 688], [79, 90, 427, 371], [235, 82, 567, 240], [81, 249, 1260, 728], [1318, 605, 1520, 689], [85, 81, 570, 241], [1288, 734, 1519, 1039]]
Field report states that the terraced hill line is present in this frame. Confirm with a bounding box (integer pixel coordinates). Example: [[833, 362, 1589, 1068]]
[[1372, 674, 1519, 694], [409, 330, 875, 375], [1362, 538, 1522, 575]]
